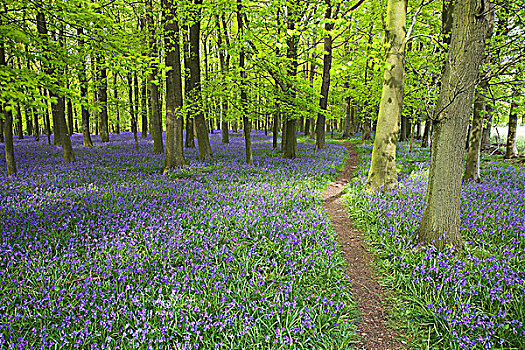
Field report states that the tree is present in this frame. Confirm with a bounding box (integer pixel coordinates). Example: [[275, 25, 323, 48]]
[[77, 27, 93, 147], [36, 11, 75, 163], [315, 0, 339, 150], [237, 0, 252, 164], [504, 91, 519, 158], [146, 0, 164, 153], [1, 39, 16, 176], [186, 0, 212, 159], [417, 0, 491, 250], [366, 0, 408, 190], [163, 0, 186, 171]]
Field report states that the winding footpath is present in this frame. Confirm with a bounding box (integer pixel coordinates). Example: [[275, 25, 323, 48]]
[[322, 143, 405, 350]]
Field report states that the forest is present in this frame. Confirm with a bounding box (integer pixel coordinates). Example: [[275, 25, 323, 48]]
[[1, 0, 524, 349]]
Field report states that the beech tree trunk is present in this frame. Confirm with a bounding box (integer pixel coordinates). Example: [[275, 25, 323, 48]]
[[187, 0, 212, 159], [505, 97, 519, 159], [146, 0, 164, 153], [343, 83, 352, 138], [418, 0, 490, 250], [78, 27, 93, 147], [38, 13, 75, 162], [113, 72, 120, 134], [1, 41, 16, 175], [96, 53, 109, 142], [128, 73, 139, 151], [163, 0, 185, 171], [217, 15, 230, 144], [366, 0, 406, 191], [464, 87, 485, 181], [237, 0, 252, 164], [283, 6, 299, 159], [315, 1, 337, 150]]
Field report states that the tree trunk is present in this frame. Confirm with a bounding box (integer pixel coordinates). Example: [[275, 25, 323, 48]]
[[113, 72, 120, 134], [366, 0, 406, 191], [38, 13, 75, 162], [0, 114, 4, 143], [77, 29, 93, 146], [163, 0, 185, 171], [464, 87, 485, 181], [315, 1, 337, 150], [343, 83, 352, 138], [187, 0, 212, 159], [182, 26, 195, 148], [272, 112, 279, 149], [421, 118, 431, 147], [96, 51, 109, 142], [128, 73, 139, 151], [33, 109, 40, 141], [217, 15, 230, 144], [1, 42, 16, 175], [237, 0, 252, 164], [283, 5, 299, 159], [505, 96, 519, 158], [418, 0, 490, 250], [146, 0, 164, 153]]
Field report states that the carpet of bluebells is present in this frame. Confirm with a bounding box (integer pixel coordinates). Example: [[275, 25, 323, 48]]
[[346, 140, 525, 350], [0, 132, 357, 349]]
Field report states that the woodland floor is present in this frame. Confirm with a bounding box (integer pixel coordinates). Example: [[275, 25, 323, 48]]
[[322, 143, 405, 350]]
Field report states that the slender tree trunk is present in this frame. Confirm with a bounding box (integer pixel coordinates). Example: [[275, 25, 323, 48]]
[[97, 53, 109, 142], [418, 0, 490, 250], [421, 118, 431, 147], [283, 6, 299, 159], [140, 75, 148, 138], [128, 73, 139, 150], [464, 86, 486, 181], [38, 13, 75, 162], [272, 111, 279, 149], [343, 83, 352, 138], [113, 72, 120, 134], [366, 0, 406, 190], [481, 110, 492, 148], [182, 26, 195, 148], [0, 114, 4, 143], [1, 41, 16, 175], [77, 27, 93, 147], [237, 0, 252, 164], [187, 0, 212, 159], [217, 15, 230, 144], [505, 96, 519, 158], [163, 0, 185, 170], [315, 1, 338, 150], [65, 78, 74, 136], [133, 73, 140, 150], [146, 0, 163, 153]]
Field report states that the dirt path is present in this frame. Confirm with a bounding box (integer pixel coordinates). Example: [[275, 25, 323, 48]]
[[322, 142, 405, 350]]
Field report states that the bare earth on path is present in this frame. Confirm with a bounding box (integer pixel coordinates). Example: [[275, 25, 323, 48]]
[[322, 142, 405, 350]]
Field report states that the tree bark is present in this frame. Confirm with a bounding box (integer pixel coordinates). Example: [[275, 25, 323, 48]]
[[78, 27, 93, 147], [366, 0, 406, 191], [217, 14, 230, 144], [418, 0, 490, 250], [163, 0, 186, 171], [464, 87, 485, 181], [113, 72, 120, 134], [146, 0, 164, 153], [505, 96, 519, 158], [1, 41, 16, 175], [38, 13, 75, 162], [97, 53, 109, 142], [187, 0, 212, 159], [343, 84, 352, 138], [283, 5, 298, 159], [237, 0, 252, 164], [315, 1, 337, 150], [128, 73, 139, 150]]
